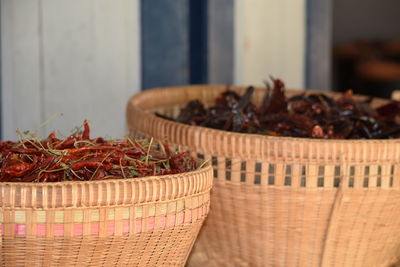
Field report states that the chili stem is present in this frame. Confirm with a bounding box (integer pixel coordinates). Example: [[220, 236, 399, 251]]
[[145, 137, 153, 165]]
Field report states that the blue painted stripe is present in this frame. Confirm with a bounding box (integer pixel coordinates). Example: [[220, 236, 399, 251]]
[[207, 0, 234, 84], [140, 0, 233, 89], [305, 0, 332, 91], [189, 0, 208, 84], [141, 0, 190, 90]]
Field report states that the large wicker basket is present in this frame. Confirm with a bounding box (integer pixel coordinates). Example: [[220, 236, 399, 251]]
[[0, 166, 213, 266], [127, 85, 400, 267]]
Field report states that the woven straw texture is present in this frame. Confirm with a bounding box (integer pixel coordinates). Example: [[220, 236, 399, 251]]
[[0, 166, 213, 267], [127, 85, 400, 267]]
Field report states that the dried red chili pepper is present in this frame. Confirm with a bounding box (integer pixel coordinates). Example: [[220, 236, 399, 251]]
[[170, 152, 197, 173], [0, 121, 198, 182], [70, 161, 102, 171], [82, 120, 90, 140], [65, 146, 124, 154], [4, 163, 33, 177]]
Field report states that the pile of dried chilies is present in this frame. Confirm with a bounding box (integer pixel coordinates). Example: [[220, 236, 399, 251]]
[[0, 120, 197, 182], [157, 78, 400, 139]]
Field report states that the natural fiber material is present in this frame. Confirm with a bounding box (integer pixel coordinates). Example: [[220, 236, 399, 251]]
[[0, 166, 213, 266], [127, 85, 400, 267]]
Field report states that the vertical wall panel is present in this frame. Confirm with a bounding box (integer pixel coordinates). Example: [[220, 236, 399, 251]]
[[208, 0, 234, 84], [1, 0, 140, 139], [306, 0, 332, 91], [40, 0, 95, 137], [189, 0, 208, 84], [141, 0, 189, 89], [234, 0, 306, 89], [1, 0, 42, 139]]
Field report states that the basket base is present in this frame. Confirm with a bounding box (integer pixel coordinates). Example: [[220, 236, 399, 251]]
[[187, 182, 400, 267], [1, 221, 203, 267]]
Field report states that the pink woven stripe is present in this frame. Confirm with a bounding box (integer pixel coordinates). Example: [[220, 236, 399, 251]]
[[0, 203, 207, 237], [37, 224, 46, 236], [54, 224, 64, 236], [53, 224, 63, 236], [15, 224, 26, 235], [122, 220, 129, 233], [147, 218, 155, 231], [177, 212, 184, 225], [159, 216, 166, 228], [187, 210, 192, 223], [135, 219, 142, 233], [74, 224, 83, 236], [107, 222, 115, 235], [91, 222, 99, 235]]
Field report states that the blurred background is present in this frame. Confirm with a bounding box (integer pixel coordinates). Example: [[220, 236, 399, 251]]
[[1, 0, 399, 139], [333, 0, 400, 98]]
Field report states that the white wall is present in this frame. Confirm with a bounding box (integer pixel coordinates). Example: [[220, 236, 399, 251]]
[[1, 0, 141, 140], [234, 0, 306, 89]]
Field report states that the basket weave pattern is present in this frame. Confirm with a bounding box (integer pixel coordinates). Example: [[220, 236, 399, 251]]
[[127, 86, 400, 267], [0, 167, 213, 266]]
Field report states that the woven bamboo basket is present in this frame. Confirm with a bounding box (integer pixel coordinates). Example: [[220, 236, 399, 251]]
[[126, 85, 400, 267], [0, 166, 213, 266]]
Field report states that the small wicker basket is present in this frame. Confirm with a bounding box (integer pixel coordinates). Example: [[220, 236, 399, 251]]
[[127, 85, 400, 267], [0, 166, 213, 266]]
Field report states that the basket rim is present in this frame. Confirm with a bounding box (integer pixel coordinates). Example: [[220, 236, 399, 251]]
[[0, 164, 211, 187], [129, 85, 400, 145]]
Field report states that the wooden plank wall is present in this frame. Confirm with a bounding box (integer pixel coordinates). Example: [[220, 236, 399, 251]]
[[1, 0, 141, 139], [234, 0, 306, 89], [1, 0, 313, 138]]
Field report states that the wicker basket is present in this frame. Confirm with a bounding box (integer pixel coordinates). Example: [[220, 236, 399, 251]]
[[0, 166, 213, 266], [127, 85, 400, 267]]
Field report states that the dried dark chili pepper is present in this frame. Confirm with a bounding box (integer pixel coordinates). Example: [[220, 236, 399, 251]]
[[161, 77, 400, 139], [176, 100, 207, 125], [260, 78, 287, 114], [376, 101, 400, 120]]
